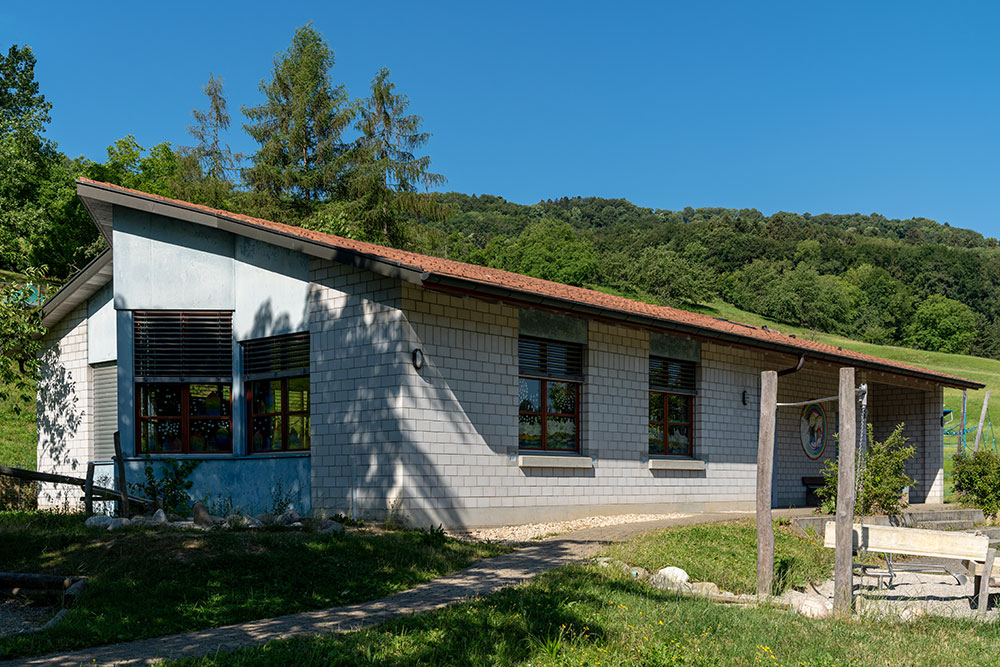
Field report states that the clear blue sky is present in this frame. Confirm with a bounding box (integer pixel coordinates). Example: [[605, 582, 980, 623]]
[[4, 1, 999, 235]]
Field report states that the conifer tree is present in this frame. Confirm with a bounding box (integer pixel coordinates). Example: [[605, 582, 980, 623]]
[[242, 24, 353, 203], [185, 74, 240, 207]]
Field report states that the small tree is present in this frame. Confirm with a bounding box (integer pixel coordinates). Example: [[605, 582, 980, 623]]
[[816, 423, 916, 516], [953, 450, 1000, 518]]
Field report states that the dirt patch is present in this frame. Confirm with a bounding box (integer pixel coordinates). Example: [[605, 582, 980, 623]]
[[449, 513, 693, 544], [0, 598, 55, 637]]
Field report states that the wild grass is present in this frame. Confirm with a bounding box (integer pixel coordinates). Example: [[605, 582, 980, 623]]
[[168, 564, 1000, 666], [604, 519, 833, 595], [0, 511, 511, 660], [0, 371, 39, 509]]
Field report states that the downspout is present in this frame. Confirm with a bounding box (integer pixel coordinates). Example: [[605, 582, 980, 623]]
[[777, 354, 806, 377]]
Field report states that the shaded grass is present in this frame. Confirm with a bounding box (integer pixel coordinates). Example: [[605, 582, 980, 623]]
[[0, 372, 39, 510], [0, 511, 510, 660], [169, 564, 1000, 666], [603, 518, 833, 595]]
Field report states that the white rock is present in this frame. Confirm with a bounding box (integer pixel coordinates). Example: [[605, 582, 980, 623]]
[[278, 509, 301, 525], [794, 595, 832, 619], [901, 607, 926, 622], [317, 520, 344, 534], [85, 515, 112, 529], [691, 581, 720, 596], [106, 517, 131, 531], [651, 566, 691, 591], [151, 509, 168, 524]]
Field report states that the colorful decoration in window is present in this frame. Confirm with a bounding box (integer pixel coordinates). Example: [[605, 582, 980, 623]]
[[800, 403, 827, 460]]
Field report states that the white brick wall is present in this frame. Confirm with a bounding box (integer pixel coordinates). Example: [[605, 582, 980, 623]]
[[36, 302, 91, 508]]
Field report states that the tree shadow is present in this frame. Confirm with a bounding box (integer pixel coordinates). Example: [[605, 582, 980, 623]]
[[35, 342, 84, 508]]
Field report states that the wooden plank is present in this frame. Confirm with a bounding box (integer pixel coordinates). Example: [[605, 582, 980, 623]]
[[979, 548, 996, 614], [113, 431, 129, 519], [0, 572, 76, 589], [974, 390, 991, 453], [834, 367, 857, 617], [0, 465, 88, 488], [824, 522, 989, 561], [756, 370, 777, 599], [83, 462, 95, 516]]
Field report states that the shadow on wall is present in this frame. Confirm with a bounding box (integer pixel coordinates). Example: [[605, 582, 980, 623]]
[[36, 344, 84, 508]]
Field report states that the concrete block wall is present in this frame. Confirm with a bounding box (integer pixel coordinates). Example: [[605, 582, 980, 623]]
[[868, 382, 941, 504], [36, 301, 91, 508]]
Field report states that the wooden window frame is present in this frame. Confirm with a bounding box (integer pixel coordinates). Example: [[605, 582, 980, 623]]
[[648, 390, 694, 457], [518, 376, 582, 452], [247, 375, 311, 453], [136, 382, 234, 455]]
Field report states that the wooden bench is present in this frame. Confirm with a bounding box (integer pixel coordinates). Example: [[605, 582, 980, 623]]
[[824, 521, 996, 613]]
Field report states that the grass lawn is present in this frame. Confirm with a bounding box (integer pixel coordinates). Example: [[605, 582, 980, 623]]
[[167, 524, 1000, 666], [604, 519, 833, 595], [0, 372, 38, 510], [0, 511, 510, 660]]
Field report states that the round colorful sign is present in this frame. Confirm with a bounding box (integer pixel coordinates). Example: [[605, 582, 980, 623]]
[[800, 403, 827, 460]]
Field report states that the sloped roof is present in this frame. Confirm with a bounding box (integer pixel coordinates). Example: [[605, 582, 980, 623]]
[[63, 178, 982, 390]]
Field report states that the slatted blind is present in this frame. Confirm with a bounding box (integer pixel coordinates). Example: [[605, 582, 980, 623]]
[[92, 362, 118, 461], [649, 356, 697, 394], [134, 311, 232, 380], [518, 337, 584, 381], [243, 333, 310, 378]]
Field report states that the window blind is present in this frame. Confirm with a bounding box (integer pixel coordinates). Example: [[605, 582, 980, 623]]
[[518, 337, 584, 381], [649, 356, 696, 394], [243, 333, 310, 379], [134, 311, 232, 380]]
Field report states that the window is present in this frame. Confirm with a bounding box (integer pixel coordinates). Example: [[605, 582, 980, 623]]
[[134, 311, 233, 454], [243, 333, 310, 452], [518, 337, 583, 451], [648, 356, 696, 457]]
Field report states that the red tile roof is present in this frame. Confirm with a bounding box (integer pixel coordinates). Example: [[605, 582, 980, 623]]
[[75, 178, 982, 389]]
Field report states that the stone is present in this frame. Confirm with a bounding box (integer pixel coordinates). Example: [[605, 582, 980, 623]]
[[106, 517, 131, 531], [192, 502, 212, 528], [626, 566, 649, 581], [224, 513, 247, 529], [254, 512, 276, 526], [278, 509, 301, 526], [793, 595, 832, 619], [901, 607, 926, 622], [63, 578, 87, 605], [210, 515, 224, 526], [288, 521, 304, 528], [317, 519, 344, 534], [651, 566, 691, 591], [691, 581, 720, 596], [85, 515, 113, 529], [151, 509, 168, 524], [130, 516, 154, 527]]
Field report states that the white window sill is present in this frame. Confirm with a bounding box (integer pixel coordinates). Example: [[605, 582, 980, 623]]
[[648, 458, 706, 471], [518, 454, 593, 469]]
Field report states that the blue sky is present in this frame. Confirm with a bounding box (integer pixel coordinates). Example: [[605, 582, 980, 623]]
[[4, 1, 999, 235]]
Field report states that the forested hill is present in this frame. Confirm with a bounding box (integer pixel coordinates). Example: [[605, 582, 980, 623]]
[[410, 193, 1000, 361]]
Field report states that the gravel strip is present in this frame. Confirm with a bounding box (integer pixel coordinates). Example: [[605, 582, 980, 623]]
[[449, 513, 692, 544], [0, 598, 54, 637]]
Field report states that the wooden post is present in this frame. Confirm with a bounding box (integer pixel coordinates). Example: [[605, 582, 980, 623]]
[[834, 367, 857, 617], [113, 431, 129, 518], [83, 462, 95, 516], [978, 548, 995, 614], [961, 390, 968, 453], [756, 370, 777, 599], [973, 390, 991, 453]]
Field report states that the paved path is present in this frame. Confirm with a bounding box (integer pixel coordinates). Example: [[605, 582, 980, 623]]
[[4, 511, 756, 667]]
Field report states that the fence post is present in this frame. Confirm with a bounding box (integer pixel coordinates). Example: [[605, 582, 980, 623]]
[[756, 370, 777, 599], [84, 462, 95, 516], [834, 367, 857, 617], [113, 431, 129, 518]]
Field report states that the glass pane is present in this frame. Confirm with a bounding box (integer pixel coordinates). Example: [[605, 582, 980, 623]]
[[518, 377, 541, 413], [667, 424, 691, 455], [649, 393, 664, 422], [668, 394, 691, 423], [287, 376, 309, 412], [288, 415, 310, 450], [546, 416, 577, 451], [547, 381, 576, 415], [518, 413, 542, 449], [649, 423, 664, 454], [251, 416, 282, 452], [140, 419, 182, 453], [251, 380, 278, 415], [139, 385, 181, 417], [190, 384, 232, 417], [190, 419, 232, 453]]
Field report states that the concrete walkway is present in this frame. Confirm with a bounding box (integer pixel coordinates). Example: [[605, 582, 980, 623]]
[[5, 511, 756, 667]]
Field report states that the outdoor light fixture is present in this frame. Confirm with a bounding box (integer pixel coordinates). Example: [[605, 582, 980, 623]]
[[412, 348, 425, 370], [742, 390, 749, 406]]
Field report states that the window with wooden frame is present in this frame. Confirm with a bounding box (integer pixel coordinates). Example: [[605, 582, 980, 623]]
[[648, 356, 696, 457], [518, 337, 583, 452], [134, 311, 233, 454], [243, 333, 310, 452]]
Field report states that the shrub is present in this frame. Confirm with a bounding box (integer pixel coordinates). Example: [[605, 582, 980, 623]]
[[815, 423, 916, 516], [952, 449, 1000, 518], [129, 457, 200, 514]]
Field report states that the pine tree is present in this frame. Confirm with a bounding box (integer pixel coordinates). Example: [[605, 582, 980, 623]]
[[242, 24, 353, 204], [185, 74, 240, 207]]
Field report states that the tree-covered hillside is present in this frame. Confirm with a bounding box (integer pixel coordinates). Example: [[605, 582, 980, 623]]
[[410, 193, 1000, 360]]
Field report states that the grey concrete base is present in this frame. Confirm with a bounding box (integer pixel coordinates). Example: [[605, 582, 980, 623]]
[[647, 458, 706, 471]]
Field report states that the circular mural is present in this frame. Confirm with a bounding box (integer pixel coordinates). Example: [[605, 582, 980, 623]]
[[800, 403, 827, 460]]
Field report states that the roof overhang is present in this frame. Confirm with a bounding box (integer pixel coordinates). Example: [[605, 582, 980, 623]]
[[40, 248, 113, 328]]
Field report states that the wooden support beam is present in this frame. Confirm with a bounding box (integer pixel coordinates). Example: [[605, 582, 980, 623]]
[[83, 462, 95, 516], [834, 367, 857, 617], [756, 370, 777, 599], [974, 390, 991, 453], [978, 548, 996, 614], [113, 431, 129, 519]]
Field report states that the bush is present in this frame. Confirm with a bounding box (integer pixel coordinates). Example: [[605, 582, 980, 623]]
[[815, 423, 916, 516], [952, 449, 1000, 518], [129, 457, 200, 514]]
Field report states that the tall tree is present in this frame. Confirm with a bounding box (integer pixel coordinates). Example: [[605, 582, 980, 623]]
[[183, 74, 240, 207], [0, 45, 50, 135], [242, 24, 353, 204]]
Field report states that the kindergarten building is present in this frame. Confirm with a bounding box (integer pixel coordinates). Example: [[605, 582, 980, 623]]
[[35, 179, 983, 526]]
